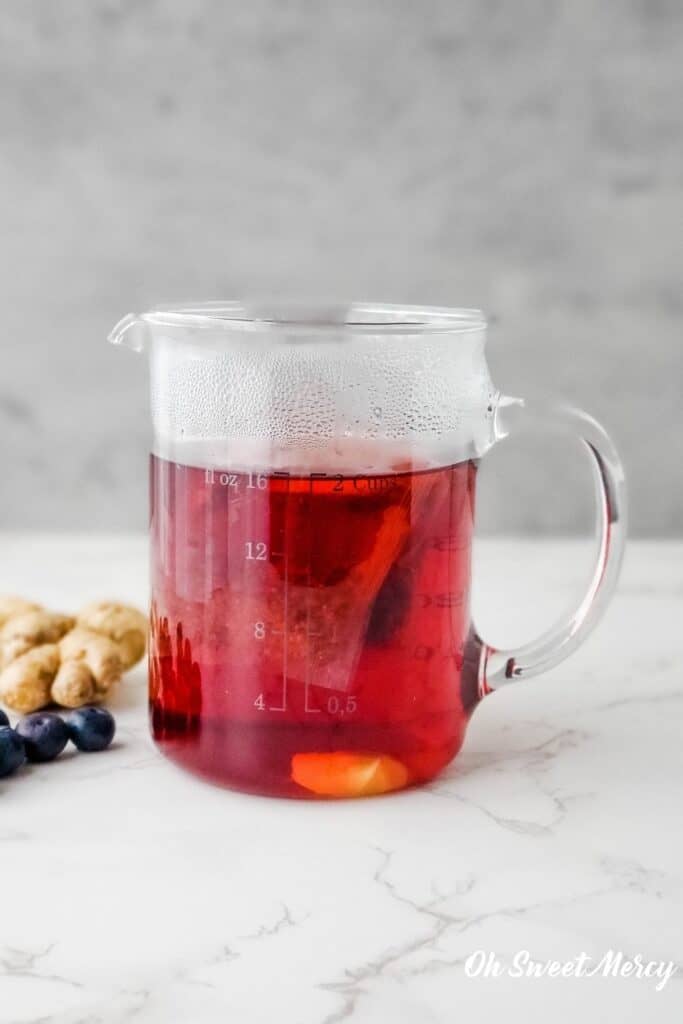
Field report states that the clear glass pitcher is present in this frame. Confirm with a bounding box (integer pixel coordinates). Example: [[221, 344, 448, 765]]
[[110, 302, 626, 799]]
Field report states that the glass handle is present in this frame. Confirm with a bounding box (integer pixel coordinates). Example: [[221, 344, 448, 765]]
[[478, 396, 627, 691]]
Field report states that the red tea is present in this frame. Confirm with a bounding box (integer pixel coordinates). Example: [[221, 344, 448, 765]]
[[149, 454, 482, 797]]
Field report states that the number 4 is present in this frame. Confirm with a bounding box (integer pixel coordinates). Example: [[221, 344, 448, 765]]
[[254, 694, 266, 710]]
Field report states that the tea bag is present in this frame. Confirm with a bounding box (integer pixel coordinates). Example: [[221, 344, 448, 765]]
[[286, 471, 440, 691]]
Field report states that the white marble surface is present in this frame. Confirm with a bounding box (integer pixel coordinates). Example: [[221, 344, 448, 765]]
[[0, 534, 681, 1024]]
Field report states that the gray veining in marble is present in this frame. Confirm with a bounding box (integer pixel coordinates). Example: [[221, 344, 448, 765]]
[[0, 1, 681, 533]]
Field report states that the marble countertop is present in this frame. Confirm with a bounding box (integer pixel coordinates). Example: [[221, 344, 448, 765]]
[[0, 535, 681, 1024]]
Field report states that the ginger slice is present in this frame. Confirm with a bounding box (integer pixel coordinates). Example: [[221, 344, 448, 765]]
[[291, 751, 409, 797]]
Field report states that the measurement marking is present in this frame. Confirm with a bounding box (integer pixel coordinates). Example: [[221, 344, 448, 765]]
[[280, 540, 289, 710], [304, 473, 321, 714], [270, 480, 290, 712]]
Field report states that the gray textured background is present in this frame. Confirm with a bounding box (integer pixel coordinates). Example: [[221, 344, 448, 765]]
[[1, 0, 681, 534]]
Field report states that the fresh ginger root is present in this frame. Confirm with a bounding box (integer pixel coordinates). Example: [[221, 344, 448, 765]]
[[0, 596, 42, 629], [0, 644, 61, 713], [0, 599, 147, 713], [76, 602, 147, 670], [0, 610, 75, 668]]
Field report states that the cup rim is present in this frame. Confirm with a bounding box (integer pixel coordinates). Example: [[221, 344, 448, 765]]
[[139, 301, 487, 336]]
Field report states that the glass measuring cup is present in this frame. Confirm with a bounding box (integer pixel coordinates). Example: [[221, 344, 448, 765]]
[[110, 302, 626, 799]]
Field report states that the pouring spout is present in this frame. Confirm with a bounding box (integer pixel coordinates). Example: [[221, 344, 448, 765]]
[[108, 313, 147, 352]]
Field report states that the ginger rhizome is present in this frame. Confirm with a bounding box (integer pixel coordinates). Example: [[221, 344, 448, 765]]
[[0, 597, 147, 713]]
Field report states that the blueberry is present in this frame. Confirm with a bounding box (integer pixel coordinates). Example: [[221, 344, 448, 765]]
[[0, 726, 26, 777], [0, 708, 9, 728], [64, 707, 116, 752], [16, 713, 69, 763]]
